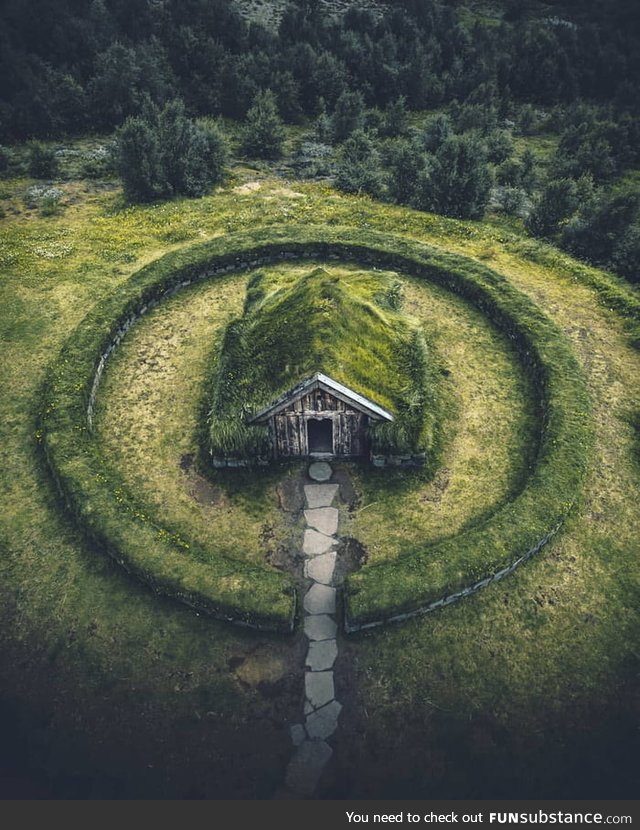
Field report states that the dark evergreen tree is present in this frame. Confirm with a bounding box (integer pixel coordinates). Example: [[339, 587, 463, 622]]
[[331, 90, 366, 143], [116, 115, 163, 202], [334, 130, 384, 198], [612, 222, 640, 283], [241, 90, 286, 160], [27, 141, 58, 178], [386, 139, 424, 205], [116, 99, 227, 202], [526, 178, 579, 238], [421, 113, 453, 152], [272, 71, 304, 124], [381, 96, 410, 138], [561, 191, 640, 264], [90, 43, 143, 130], [417, 134, 492, 219]]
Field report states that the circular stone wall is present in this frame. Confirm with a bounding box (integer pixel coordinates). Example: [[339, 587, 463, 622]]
[[40, 225, 592, 632]]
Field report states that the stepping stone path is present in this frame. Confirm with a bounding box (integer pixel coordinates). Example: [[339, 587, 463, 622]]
[[284, 462, 343, 797]]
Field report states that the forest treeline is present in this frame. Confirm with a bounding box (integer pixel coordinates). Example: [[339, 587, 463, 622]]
[[1, 0, 639, 281], [1, 0, 638, 140]]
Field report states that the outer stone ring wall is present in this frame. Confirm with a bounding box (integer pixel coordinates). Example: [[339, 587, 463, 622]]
[[40, 225, 592, 632]]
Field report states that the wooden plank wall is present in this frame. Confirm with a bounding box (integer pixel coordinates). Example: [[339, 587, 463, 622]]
[[272, 391, 368, 457]]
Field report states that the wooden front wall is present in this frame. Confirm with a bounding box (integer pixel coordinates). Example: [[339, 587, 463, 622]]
[[271, 389, 368, 458]]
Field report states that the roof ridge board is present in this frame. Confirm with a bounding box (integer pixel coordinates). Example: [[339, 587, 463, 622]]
[[249, 372, 393, 424]]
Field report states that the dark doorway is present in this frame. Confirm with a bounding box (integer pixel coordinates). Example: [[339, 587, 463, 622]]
[[307, 418, 333, 454]]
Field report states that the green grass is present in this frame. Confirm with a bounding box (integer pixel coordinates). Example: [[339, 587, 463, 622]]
[[0, 163, 638, 797], [344, 275, 539, 560], [96, 258, 537, 572], [38, 221, 591, 629], [94, 273, 302, 569]]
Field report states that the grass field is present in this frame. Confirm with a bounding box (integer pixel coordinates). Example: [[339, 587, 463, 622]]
[[0, 156, 638, 797], [94, 257, 537, 567]]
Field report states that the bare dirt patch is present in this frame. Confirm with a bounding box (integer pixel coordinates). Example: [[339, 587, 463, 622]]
[[233, 181, 262, 194]]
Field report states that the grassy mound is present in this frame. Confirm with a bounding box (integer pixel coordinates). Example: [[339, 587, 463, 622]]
[[40, 223, 591, 632], [207, 266, 437, 461]]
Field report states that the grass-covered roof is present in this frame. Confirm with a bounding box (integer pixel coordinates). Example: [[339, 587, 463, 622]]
[[207, 266, 438, 460]]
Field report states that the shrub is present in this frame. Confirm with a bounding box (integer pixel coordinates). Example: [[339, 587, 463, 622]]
[[334, 129, 384, 197], [526, 177, 578, 238], [386, 139, 423, 204], [561, 190, 640, 267], [498, 186, 529, 218], [486, 129, 514, 164], [39, 191, 63, 216], [292, 141, 334, 179], [331, 89, 366, 143], [116, 99, 228, 202], [240, 89, 286, 160], [414, 134, 492, 219], [420, 113, 453, 153], [27, 141, 59, 178], [23, 184, 64, 212], [612, 222, 640, 283], [381, 96, 410, 138]]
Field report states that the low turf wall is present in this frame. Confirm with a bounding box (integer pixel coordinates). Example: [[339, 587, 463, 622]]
[[40, 225, 592, 632]]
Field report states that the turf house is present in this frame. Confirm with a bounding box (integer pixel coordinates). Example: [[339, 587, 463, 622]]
[[206, 266, 438, 467]]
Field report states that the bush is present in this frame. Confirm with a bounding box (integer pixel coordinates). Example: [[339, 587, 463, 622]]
[[334, 129, 384, 197], [292, 141, 334, 179], [39, 191, 64, 216], [526, 177, 578, 238], [116, 99, 228, 202], [240, 89, 286, 160], [27, 142, 59, 178], [381, 96, 410, 138], [23, 185, 64, 212], [331, 89, 366, 143], [612, 222, 640, 283], [561, 190, 640, 267], [414, 134, 492, 219], [486, 129, 514, 164], [498, 186, 529, 218], [421, 113, 453, 153], [386, 139, 423, 204]]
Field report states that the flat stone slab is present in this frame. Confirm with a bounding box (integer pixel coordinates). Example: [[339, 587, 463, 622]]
[[305, 670, 334, 709], [303, 583, 336, 615], [303, 528, 336, 557], [285, 739, 332, 796], [306, 639, 338, 671], [304, 484, 339, 509], [305, 551, 336, 586], [290, 723, 306, 747], [305, 700, 342, 741], [308, 462, 332, 482], [304, 614, 337, 641], [304, 507, 339, 536]]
